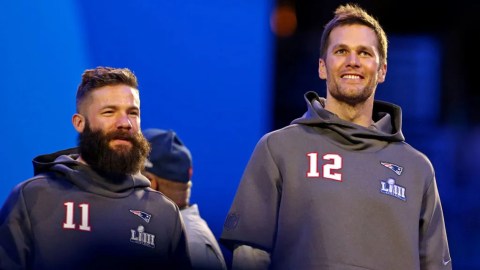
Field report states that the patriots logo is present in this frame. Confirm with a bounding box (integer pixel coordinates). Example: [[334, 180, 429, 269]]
[[129, 210, 152, 223], [380, 161, 403, 176], [224, 213, 239, 231]]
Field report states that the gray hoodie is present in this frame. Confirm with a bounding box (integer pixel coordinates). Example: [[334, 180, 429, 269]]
[[0, 148, 191, 270], [221, 91, 451, 270]]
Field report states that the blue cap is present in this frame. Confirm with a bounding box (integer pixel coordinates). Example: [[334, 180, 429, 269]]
[[143, 129, 192, 183]]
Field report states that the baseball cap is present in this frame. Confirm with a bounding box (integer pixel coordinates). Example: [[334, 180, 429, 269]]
[[143, 128, 192, 183]]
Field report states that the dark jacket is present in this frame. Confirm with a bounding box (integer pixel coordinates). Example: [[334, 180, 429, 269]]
[[0, 148, 192, 270]]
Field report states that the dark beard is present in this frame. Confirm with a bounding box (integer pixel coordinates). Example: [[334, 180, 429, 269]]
[[78, 123, 151, 175]]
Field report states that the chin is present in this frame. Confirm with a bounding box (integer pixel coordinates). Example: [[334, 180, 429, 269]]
[[110, 144, 132, 153]]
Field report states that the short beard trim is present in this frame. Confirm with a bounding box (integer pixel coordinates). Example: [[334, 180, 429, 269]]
[[78, 123, 151, 175], [330, 89, 373, 107], [326, 75, 377, 107]]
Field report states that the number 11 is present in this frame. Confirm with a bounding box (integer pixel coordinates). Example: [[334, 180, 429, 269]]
[[63, 202, 91, 231]]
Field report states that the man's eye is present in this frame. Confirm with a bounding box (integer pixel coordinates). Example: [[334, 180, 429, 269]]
[[360, 51, 371, 56]]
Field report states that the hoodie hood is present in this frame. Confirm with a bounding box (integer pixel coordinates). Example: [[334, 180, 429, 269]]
[[291, 91, 405, 151], [32, 147, 151, 198]]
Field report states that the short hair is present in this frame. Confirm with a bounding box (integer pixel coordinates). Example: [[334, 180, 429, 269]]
[[319, 3, 388, 65], [76, 66, 138, 113]]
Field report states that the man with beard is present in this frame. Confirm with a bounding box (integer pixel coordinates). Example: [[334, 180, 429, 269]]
[[221, 4, 451, 270], [0, 67, 191, 269]]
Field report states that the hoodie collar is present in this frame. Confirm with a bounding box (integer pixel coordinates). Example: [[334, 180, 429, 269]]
[[33, 148, 151, 198], [291, 91, 405, 151]]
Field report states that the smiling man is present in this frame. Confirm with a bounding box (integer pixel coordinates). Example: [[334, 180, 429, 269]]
[[221, 4, 451, 270], [73, 81, 147, 175], [0, 67, 191, 269]]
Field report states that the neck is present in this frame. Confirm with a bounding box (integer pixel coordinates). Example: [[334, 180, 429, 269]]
[[324, 97, 374, 127]]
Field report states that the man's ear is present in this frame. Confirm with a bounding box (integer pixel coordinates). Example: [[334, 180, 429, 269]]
[[72, 113, 85, 132], [318, 58, 327, 79], [377, 63, 387, 83]]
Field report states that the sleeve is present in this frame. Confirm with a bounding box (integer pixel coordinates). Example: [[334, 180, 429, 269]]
[[220, 135, 281, 252], [419, 176, 452, 270], [182, 210, 227, 270], [169, 208, 193, 270], [186, 240, 227, 270], [0, 184, 33, 270], [232, 245, 270, 270]]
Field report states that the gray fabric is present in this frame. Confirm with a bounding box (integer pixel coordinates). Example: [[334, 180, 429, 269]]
[[232, 245, 270, 270], [221, 91, 451, 270], [181, 204, 227, 270], [0, 148, 191, 269]]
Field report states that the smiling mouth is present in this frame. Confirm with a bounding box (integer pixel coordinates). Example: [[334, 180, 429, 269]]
[[110, 139, 132, 147], [341, 74, 362, 79]]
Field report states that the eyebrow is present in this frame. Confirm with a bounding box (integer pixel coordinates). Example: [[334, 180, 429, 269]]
[[332, 43, 374, 51], [100, 105, 140, 111]]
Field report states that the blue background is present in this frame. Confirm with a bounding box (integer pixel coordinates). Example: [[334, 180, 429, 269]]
[[0, 0, 478, 269], [0, 0, 272, 241]]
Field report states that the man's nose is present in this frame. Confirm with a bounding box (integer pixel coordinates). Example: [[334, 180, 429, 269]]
[[117, 114, 133, 129], [347, 53, 360, 67]]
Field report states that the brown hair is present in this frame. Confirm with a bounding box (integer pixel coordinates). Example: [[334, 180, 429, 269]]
[[76, 66, 138, 113], [319, 3, 388, 65]]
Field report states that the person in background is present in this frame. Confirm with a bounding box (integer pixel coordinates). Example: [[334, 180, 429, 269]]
[[143, 128, 227, 270], [0, 67, 191, 269], [220, 3, 451, 270]]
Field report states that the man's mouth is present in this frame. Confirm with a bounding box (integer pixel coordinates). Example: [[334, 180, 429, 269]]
[[112, 139, 131, 143], [341, 74, 362, 80], [110, 137, 133, 147], [106, 131, 135, 148]]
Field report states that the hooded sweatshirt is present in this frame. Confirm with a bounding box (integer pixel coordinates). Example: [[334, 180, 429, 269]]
[[221, 91, 451, 270], [0, 148, 191, 270]]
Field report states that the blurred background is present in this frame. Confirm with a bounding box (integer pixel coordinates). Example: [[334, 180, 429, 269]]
[[0, 0, 478, 269]]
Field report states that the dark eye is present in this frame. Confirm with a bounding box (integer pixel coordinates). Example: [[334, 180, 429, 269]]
[[359, 51, 371, 57], [102, 110, 114, 115], [335, 49, 347, 55]]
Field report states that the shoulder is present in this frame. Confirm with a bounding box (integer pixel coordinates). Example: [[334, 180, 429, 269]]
[[143, 188, 177, 204], [389, 142, 436, 191], [181, 208, 219, 245], [181, 205, 209, 227], [262, 124, 304, 139], [399, 142, 434, 172], [254, 124, 316, 158], [9, 173, 63, 197], [140, 188, 182, 214], [257, 124, 307, 148], [1, 174, 62, 215]]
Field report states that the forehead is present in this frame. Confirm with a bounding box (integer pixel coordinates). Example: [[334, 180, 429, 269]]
[[87, 84, 140, 109], [328, 24, 379, 50]]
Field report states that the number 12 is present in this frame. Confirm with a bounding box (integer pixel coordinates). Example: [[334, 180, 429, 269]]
[[307, 153, 342, 181]]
